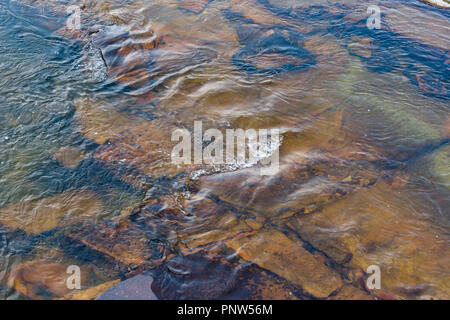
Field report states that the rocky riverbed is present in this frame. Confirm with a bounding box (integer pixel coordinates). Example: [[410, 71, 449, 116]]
[[0, 0, 448, 300]]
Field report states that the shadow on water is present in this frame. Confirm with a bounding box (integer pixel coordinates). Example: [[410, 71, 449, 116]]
[[0, 1, 148, 298], [255, 0, 449, 99]]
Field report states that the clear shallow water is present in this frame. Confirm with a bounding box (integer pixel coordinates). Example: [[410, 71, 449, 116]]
[[0, 0, 448, 299]]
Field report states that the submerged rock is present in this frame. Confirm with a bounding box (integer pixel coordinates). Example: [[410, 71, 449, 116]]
[[393, 3, 450, 41], [179, 0, 210, 14], [195, 160, 379, 221], [51, 146, 88, 170], [226, 228, 343, 298], [8, 0, 449, 301], [7, 259, 109, 300], [228, 0, 312, 32], [8, 260, 75, 299], [420, 0, 450, 9], [151, 250, 300, 299], [0, 191, 104, 235], [179, 212, 254, 252], [68, 217, 166, 267], [232, 30, 316, 74], [287, 181, 450, 299], [347, 36, 372, 59], [193, 108, 383, 219], [329, 285, 374, 300], [74, 97, 138, 145], [431, 144, 450, 189], [84, 3, 237, 93], [336, 56, 447, 160], [92, 118, 190, 178], [134, 195, 258, 256]]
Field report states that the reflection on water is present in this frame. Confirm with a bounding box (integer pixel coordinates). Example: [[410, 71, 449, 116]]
[[0, 0, 449, 299]]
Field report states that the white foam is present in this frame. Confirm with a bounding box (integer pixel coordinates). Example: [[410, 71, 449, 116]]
[[189, 132, 283, 180]]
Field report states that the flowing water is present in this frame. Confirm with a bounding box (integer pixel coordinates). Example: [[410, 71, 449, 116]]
[[0, 0, 449, 299]]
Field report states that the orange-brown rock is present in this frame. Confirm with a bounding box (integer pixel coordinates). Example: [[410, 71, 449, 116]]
[[92, 119, 191, 178], [243, 270, 299, 300], [135, 195, 257, 255], [347, 36, 372, 59], [68, 218, 164, 267], [287, 181, 450, 299], [229, 0, 312, 33], [51, 146, 88, 169], [0, 191, 104, 235], [195, 154, 381, 220], [179, 212, 254, 252], [74, 97, 140, 145], [329, 285, 374, 300], [384, 4, 450, 51], [179, 0, 210, 13], [7, 260, 104, 300], [226, 229, 343, 298]]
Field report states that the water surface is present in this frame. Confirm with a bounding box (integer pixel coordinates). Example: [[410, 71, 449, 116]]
[[0, 0, 449, 300]]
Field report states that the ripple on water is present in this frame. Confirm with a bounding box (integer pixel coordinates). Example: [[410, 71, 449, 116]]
[[1, 0, 449, 300]]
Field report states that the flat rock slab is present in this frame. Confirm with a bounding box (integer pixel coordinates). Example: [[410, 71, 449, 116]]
[[8, 260, 108, 300], [226, 229, 343, 298], [0, 190, 104, 235], [68, 218, 165, 267], [329, 285, 374, 300], [287, 181, 450, 299], [179, 0, 210, 13], [97, 274, 158, 300], [151, 251, 300, 299]]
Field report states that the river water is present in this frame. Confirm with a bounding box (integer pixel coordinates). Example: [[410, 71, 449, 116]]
[[0, 0, 449, 299]]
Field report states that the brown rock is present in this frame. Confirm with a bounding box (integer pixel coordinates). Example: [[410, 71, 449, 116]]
[[250, 53, 306, 70], [114, 68, 151, 87], [137, 195, 255, 254], [287, 182, 450, 299], [195, 152, 381, 220], [329, 285, 374, 300], [384, 4, 450, 51], [93, 119, 191, 178], [179, 0, 210, 13], [390, 172, 410, 189], [226, 229, 343, 298], [0, 191, 104, 235], [52, 146, 88, 169], [180, 212, 253, 252], [74, 97, 138, 145], [244, 270, 299, 300], [68, 218, 165, 267], [7, 260, 102, 300], [229, 0, 311, 32], [151, 250, 299, 299], [347, 36, 372, 59], [444, 116, 450, 139]]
